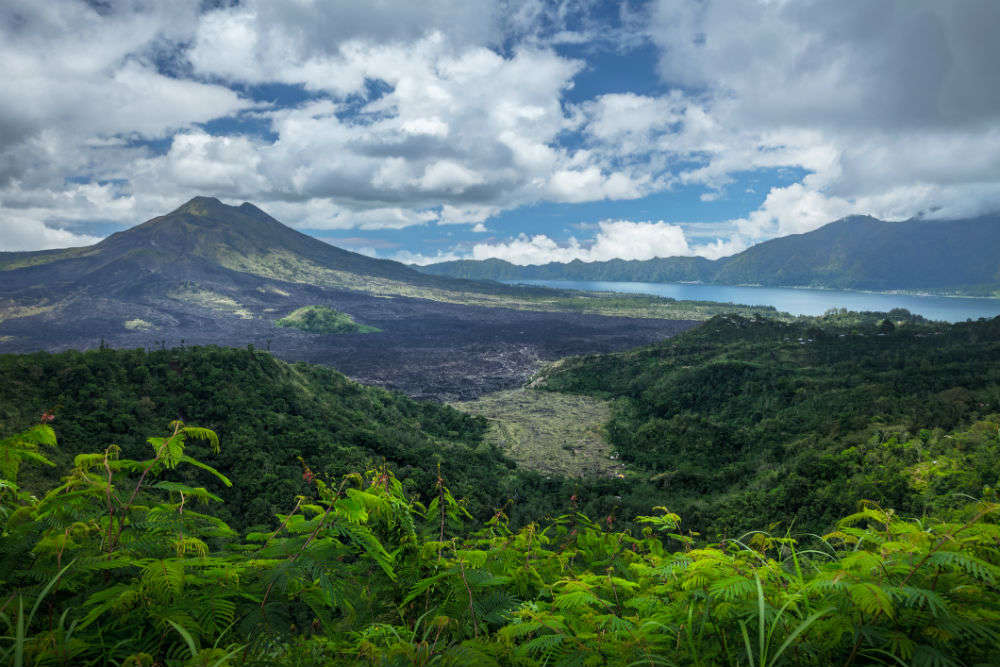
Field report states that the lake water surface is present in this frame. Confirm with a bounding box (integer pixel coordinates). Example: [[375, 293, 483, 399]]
[[506, 279, 1000, 323]]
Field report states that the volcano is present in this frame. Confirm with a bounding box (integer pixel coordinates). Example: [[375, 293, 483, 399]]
[[0, 197, 693, 400]]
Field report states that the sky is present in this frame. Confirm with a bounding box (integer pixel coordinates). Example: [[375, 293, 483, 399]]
[[2, 0, 1000, 265]]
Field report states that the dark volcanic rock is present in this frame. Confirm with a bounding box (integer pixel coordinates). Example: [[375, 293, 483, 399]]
[[0, 280, 695, 401], [0, 197, 698, 400], [0, 274, 697, 401]]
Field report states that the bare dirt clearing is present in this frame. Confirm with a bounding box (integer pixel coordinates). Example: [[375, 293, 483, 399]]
[[451, 388, 627, 477]]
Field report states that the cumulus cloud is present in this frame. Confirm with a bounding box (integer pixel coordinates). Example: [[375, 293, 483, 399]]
[[0, 1, 249, 157], [0, 214, 102, 252], [132, 28, 661, 222], [648, 0, 1000, 131], [438, 205, 499, 225], [636, 0, 1000, 237], [403, 220, 742, 266], [0, 0, 251, 249], [2, 0, 999, 257], [392, 248, 468, 265], [151, 132, 268, 193], [258, 198, 439, 231]]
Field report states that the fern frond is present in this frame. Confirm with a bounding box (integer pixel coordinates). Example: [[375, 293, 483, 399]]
[[181, 427, 220, 453]]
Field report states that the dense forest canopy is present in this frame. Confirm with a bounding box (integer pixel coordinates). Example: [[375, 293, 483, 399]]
[[537, 311, 1000, 536], [4, 310, 1000, 537], [0, 346, 633, 531], [0, 346, 504, 528]]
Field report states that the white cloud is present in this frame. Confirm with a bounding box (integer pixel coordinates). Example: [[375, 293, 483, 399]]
[[258, 198, 439, 231], [0, 2, 248, 153], [545, 167, 646, 203], [402, 218, 745, 266], [648, 0, 1000, 131], [3, 0, 1000, 259], [419, 161, 485, 193], [583, 221, 693, 262], [581, 92, 685, 154], [692, 235, 750, 261], [438, 205, 499, 225], [635, 0, 1000, 238], [125, 29, 659, 226], [0, 0, 250, 248], [0, 214, 101, 252], [188, 1, 508, 85], [392, 248, 467, 265], [187, 36, 599, 212], [153, 132, 268, 193], [401, 117, 450, 137]]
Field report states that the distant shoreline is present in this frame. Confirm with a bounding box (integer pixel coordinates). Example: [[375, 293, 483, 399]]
[[500, 279, 1000, 323], [503, 279, 1000, 301]]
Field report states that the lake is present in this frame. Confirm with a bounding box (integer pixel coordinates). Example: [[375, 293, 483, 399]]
[[505, 279, 1000, 323]]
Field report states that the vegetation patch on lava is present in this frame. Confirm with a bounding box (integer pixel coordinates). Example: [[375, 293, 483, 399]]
[[276, 305, 381, 334]]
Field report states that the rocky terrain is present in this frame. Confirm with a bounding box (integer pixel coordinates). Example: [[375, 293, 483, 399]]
[[0, 280, 694, 401], [0, 197, 696, 400]]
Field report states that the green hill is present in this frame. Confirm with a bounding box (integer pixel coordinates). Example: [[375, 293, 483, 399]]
[[0, 346, 548, 528], [420, 214, 1000, 295], [275, 305, 380, 333], [535, 311, 1000, 536]]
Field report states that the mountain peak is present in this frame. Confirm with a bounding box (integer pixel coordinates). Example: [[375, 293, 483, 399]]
[[174, 196, 227, 216], [238, 202, 272, 220]]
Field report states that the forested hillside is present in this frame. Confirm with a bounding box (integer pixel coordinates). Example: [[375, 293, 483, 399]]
[[5, 312, 1000, 539], [538, 311, 1000, 536], [0, 346, 537, 529]]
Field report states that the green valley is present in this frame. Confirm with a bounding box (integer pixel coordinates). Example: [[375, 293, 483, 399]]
[[3, 312, 1000, 664]]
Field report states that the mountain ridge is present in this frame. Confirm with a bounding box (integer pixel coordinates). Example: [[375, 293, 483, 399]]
[[418, 214, 1000, 295], [0, 196, 518, 296]]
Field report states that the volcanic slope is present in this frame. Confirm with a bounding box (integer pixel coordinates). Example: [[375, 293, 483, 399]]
[[0, 197, 697, 399], [0, 196, 534, 298]]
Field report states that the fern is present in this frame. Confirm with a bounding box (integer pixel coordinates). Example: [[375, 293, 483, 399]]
[[5, 418, 1000, 666]]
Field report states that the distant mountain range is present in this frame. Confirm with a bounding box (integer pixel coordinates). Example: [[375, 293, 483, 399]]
[[418, 215, 1000, 295]]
